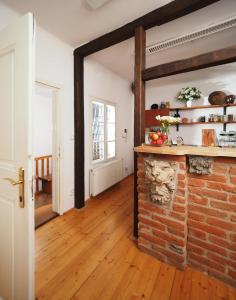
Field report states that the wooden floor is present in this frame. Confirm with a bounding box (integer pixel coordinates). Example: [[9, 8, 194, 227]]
[[35, 176, 236, 300], [35, 193, 58, 228]]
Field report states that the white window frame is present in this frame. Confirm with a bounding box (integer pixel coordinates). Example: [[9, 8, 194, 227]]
[[90, 97, 117, 164]]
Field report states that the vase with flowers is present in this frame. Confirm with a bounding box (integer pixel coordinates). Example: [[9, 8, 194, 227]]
[[177, 87, 201, 107], [149, 115, 180, 146]]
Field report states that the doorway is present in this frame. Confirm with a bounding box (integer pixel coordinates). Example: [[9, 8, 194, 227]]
[[33, 80, 61, 228]]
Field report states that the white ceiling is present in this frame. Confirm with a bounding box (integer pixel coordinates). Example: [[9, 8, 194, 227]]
[[0, 0, 172, 46], [89, 0, 236, 82]]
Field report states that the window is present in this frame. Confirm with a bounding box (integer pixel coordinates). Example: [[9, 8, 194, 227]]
[[92, 100, 116, 162]]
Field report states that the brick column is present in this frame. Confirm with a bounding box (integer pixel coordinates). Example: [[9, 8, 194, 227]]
[[137, 153, 188, 270]]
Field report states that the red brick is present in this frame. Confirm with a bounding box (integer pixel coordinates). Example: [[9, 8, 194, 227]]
[[188, 173, 227, 183], [207, 252, 236, 270], [152, 215, 185, 231], [174, 195, 185, 204], [228, 269, 236, 280], [176, 188, 186, 197], [208, 235, 236, 252], [153, 229, 185, 247], [188, 187, 227, 201], [187, 243, 205, 255], [214, 157, 236, 164], [220, 184, 236, 193], [178, 174, 185, 181], [178, 180, 185, 188], [188, 178, 205, 187], [231, 176, 236, 185], [189, 252, 225, 272], [170, 212, 185, 222], [207, 217, 236, 231], [139, 216, 165, 231], [188, 211, 205, 222], [230, 252, 236, 260], [230, 234, 236, 243], [139, 208, 151, 217], [153, 245, 185, 263], [231, 215, 236, 222], [189, 228, 207, 240], [139, 200, 165, 215], [167, 227, 185, 238], [212, 164, 228, 174], [139, 232, 166, 247], [188, 194, 208, 206], [188, 236, 227, 256], [211, 201, 236, 213], [173, 204, 186, 214], [229, 194, 236, 203], [230, 166, 236, 176], [179, 163, 186, 170], [188, 204, 228, 219], [139, 194, 147, 201], [188, 219, 226, 238], [152, 205, 166, 215]]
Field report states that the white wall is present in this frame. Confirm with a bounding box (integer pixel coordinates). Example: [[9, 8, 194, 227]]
[[84, 58, 134, 200], [33, 86, 53, 157], [146, 72, 236, 146], [0, 3, 74, 212]]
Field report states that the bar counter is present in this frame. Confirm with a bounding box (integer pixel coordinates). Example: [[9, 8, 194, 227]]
[[135, 145, 236, 157], [134, 144, 236, 287]]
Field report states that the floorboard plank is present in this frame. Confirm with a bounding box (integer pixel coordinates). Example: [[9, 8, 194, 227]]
[[35, 175, 236, 300]]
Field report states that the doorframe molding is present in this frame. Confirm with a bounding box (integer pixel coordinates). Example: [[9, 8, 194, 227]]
[[35, 79, 63, 215]]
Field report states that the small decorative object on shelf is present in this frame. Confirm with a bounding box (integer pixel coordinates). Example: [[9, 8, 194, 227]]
[[225, 95, 235, 104], [151, 103, 159, 109], [177, 87, 201, 107], [160, 102, 166, 109], [208, 91, 226, 105]]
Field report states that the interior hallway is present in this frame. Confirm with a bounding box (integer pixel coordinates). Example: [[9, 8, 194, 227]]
[[35, 176, 236, 300]]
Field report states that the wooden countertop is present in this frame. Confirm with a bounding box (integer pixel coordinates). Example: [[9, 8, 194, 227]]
[[134, 145, 236, 157]]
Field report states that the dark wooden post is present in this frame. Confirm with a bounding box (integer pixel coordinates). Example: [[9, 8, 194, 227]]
[[134, 26, 146, 238], [74, 53, 85, 208]]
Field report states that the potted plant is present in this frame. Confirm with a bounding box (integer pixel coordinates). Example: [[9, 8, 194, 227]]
[[177, 87, 201, 107]]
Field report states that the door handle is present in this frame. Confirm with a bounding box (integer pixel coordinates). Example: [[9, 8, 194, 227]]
[[4, 178, 23, 186], [3, 167, 25, 208]]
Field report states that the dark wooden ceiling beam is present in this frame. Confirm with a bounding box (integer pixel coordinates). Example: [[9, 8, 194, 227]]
[[142, 45, 236, 81], [74, 0, 220, 57]]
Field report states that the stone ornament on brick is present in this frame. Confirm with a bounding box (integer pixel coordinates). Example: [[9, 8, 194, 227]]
[[189, 156, 213, 175], [144, 158, 177, 205]]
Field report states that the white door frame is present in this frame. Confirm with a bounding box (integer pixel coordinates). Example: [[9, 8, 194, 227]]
[[35, 79, 63, 215]]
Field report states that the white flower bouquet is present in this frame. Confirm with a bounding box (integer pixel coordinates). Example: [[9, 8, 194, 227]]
[[177, 87, 201, 103], [155, 115, 181, 133]]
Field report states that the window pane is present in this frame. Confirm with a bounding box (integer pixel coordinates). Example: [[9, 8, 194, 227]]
[[92, 123, 104, 142], [107, 141, 115, 159], [93, 101, 104, 123], [93, 142, 104, 161], [106, 105, 115, 123], [107, 123, 115, 141]]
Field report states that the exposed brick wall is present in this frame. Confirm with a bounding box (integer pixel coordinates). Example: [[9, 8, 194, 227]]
[[187, 157, 236, 287], [137, 154, 236, 287]]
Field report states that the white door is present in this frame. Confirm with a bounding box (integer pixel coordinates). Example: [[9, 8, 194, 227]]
[[0, 14, 35, 300]]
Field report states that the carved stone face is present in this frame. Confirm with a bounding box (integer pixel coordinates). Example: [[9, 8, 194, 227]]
[[144, 159, 177, 205], [189, 156, 213, 175]]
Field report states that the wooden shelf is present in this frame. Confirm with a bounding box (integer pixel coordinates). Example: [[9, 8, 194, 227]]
[[169, 103, 236, 111], [179, 121, 236, 125]]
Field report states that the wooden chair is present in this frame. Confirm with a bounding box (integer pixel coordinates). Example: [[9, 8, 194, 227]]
[[35, 155, 52, 195]]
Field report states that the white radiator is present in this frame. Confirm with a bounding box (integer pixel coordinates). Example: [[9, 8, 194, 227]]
[[90, 159, 123, 196]]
